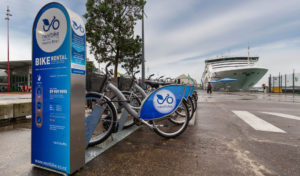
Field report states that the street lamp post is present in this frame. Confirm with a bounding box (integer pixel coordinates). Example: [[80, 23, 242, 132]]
[[5, 6, 12, 92], [141, 5, 145, 87]]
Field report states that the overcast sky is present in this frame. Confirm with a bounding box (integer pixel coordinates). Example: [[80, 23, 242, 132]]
[[0, 0, 300, 85]]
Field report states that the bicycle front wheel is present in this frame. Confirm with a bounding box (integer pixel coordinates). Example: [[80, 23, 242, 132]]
[[187, 96, 195, 121], [152, 100, 189, 138], [86, 93, 117, 147], [168, 101, 187, 125], [169, 97, 194, 124], [192, 93, 198, 109], [121, 91, 141, 129], [193, 91, 198, 101]]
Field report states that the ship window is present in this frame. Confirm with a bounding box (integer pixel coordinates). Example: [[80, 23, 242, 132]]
[[233, 73, 237, 75], [205, 57, 259, 63]]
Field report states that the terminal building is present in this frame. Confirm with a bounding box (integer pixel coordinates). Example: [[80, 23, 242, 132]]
[[0, 60, 32, 92], [0, 60, 95, 92]]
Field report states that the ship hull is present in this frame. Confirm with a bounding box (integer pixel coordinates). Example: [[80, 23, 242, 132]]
[[209, 67, 268, 91]]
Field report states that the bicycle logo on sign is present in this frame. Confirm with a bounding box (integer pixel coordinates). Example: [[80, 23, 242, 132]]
[[72, 20, 84, 33], [156, 94, 174, 105], [42, 16, 60, 32]]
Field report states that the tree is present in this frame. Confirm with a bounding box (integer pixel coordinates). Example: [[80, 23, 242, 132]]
[[84, 0, 146, 78], [121, 36, 142, 75], [86, 60, 98, 90], [86, 60, 97, 75]]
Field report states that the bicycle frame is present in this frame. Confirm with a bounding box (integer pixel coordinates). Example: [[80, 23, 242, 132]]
[[133, 83, 147, 99], [86, 63, 192, 146], [107, 82, 139, 119], [107, 82, 190, 130], [96, 63, 189, 129], [107, 82, 158, 129]]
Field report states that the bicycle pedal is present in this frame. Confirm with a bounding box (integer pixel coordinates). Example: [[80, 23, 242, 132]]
[[133, 118, 142, 126]]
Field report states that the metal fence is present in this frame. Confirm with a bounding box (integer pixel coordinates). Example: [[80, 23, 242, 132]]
[[268, 71, 300, 94]]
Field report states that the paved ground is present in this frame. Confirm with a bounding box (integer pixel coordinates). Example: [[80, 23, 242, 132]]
[[0, 91, 299, 176]]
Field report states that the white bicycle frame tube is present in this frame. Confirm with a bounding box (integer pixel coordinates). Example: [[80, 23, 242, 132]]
[[134, 83, 147, 99], [107, 83, 139, 119], [107, 82, 156, 129]]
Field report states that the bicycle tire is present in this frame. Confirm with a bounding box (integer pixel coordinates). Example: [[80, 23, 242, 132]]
[[193, 91, 198, 101], [192, 93, 197, 109], [187, 96, 195, 121], [86, 92, 117, 147], [168, 101, 187, 125], [152, 100, 189, 138], [169, 96, 194, 124]]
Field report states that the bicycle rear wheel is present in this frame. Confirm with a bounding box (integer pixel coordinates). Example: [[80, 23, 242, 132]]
[[152, 100, 189, 138], [86, 93, 117, 147]]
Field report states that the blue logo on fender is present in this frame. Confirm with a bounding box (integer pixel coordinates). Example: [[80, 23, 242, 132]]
[[156, 94, 174, 104], [153, 89, 176, 114]]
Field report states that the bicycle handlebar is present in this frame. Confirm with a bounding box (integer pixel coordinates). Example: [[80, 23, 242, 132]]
[[99, 62, 112, 92], [134, 70, 140, 76], [147, 74, 154, 79], [105, 62, 112, 75]]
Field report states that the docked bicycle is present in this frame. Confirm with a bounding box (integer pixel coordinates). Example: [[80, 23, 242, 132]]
[[85, 63, 197, 147]]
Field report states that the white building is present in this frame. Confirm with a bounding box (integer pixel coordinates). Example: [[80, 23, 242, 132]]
[[176, 74, 197, 85]]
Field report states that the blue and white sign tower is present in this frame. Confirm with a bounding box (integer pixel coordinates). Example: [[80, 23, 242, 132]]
[[32, 2, 86, 174]]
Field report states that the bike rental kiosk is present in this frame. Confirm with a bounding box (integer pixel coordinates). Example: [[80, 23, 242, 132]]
[[32, 2, 86, 174]]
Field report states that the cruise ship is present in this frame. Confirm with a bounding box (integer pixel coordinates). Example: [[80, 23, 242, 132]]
[[201, 56, 268, 90]]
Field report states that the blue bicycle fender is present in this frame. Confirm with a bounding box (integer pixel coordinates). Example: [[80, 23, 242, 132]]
[[189, 86, 195, 96], [139, 85, 185, 120], [184, 85, 191, 99]]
